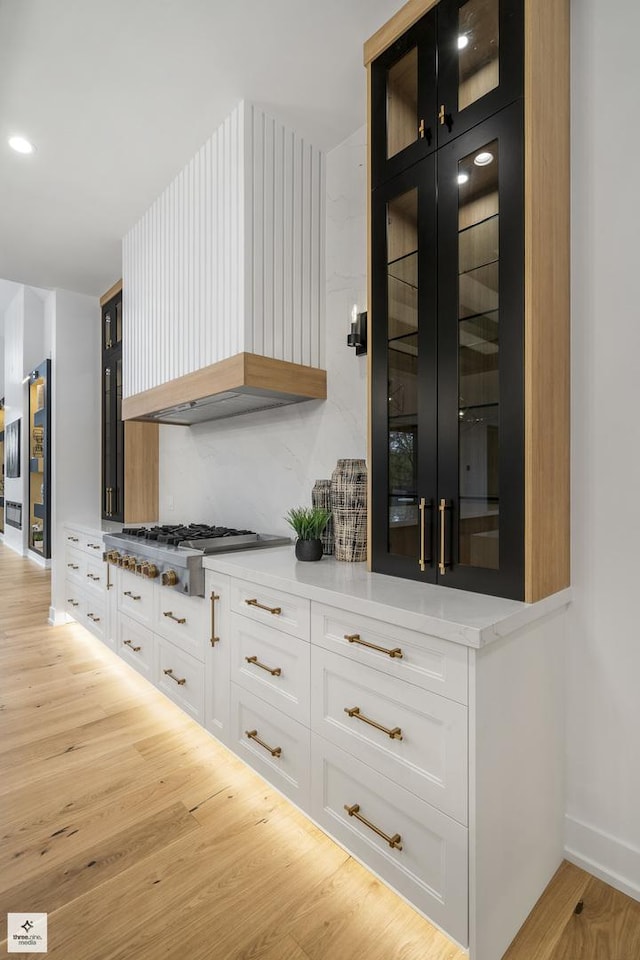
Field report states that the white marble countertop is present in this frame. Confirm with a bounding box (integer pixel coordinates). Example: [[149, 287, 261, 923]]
[[204, 546, 571, 648]]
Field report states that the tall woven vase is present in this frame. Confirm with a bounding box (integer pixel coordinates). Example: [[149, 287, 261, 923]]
[[312, 480, 334, 555], [330, 459, 367, 562]]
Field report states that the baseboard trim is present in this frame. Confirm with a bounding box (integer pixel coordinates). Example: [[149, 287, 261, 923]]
[[565, 815, 640, 903]]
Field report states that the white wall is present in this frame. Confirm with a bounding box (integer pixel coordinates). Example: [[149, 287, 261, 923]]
[[566, 0, 640, 899], [158, 125, 367, 532], [49, 289, 101, 621], [2, 285, 46, 555]]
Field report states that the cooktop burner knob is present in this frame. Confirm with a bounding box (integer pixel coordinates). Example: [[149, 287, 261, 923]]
[[162, 569, 178, 586], [145, 564, 159, 579], [127, 556, 137, 571], [107, 550, 120, 564]]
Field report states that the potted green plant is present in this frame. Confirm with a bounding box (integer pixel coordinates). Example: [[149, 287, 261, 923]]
[[285, 506, 332, 562]]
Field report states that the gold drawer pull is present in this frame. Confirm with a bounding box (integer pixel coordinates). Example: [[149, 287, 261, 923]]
[[245, 598, 282, 616], [210, 591, 220, 645], [344, 706, 403, 740], [67, 563, 79, 570], [124, 639, 141, 652], [87, 613, 101, 623], [163, 668, 186, 686], [67, 536, 79, 542], [124, 590, 141, 601], [163, 611, 186, 625], [344, 803, 403, 850], [87, 543, 95, 548], [86, 573, 101, 581], [344, 634, 403, 659], [67, 599, 79, 607], [245, 729, 282, 758], [245, 655, 282, 677]]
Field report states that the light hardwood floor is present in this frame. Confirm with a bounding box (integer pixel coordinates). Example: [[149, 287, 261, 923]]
[[1, 543, 639, 959]]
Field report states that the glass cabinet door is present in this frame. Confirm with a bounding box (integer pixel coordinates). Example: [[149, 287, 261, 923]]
[[371, 12, 437, 187], [102, 344, 124, 522], [371, 159, 438, 581], [436, 100, 524, 598], [436, 0, 523, 146], [102, 291, 123, 351]]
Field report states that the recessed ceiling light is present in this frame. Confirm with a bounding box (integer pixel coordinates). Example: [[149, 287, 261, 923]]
[[457, 172, 469, 185], [474, 151, 494, 166], [8, 135, 35, 155], [457, 35, 469, 50]]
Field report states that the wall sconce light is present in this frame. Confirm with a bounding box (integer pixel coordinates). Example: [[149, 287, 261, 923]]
[[347, 304, 367, 356]]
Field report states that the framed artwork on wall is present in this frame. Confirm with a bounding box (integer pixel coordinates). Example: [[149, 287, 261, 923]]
[[6, 419, 21, 478]]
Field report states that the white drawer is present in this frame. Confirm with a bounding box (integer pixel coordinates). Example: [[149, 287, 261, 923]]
[[311, 647, 467, 824], [153, 589, 207, 661], [312, 603, 468, 705], [230, 684, 310, 809], [117, 568, 154, 627], [80, 533, 104, 560], [230, 614, 310, 725], [156, 636, 205, 724], [311, 735, 468, 948], [118, 613, 155, 681], [84, 556, 107, 594], [64, 580, 85, 620], [205, 576, 230, 744], [64, 546, 86, 583], [83, 593, 106, 643], [230, 577, 310, 641]]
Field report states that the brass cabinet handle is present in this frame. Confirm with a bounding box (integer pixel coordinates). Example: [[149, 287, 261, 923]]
[[210, 591, 220, 645], [67, 536, 79, 543], [344, 633, 403, 659], [91, 544, 102, 551], [438, 103, 446, 125], [163, 611, 186, 625], [86, 573, 101, 582], [123, 590, 141, 600], [245, 729, 282, 758], [245, 598, 282, 616], [344, 803, 403, 850], [163, 668, 186, 686], [344, 706, 403, 740], [419, 497, 426, 572], [438, 498, 450, 575], [67, 599, 79, 607], [87, 543, 95, 548], [418, 118, 425, 138], [124, 639, 141, 652], [245, 655, 282, 677], [67, 563, 79, 570], [87, 613, 101, 623], [106, 562, 111, 591]]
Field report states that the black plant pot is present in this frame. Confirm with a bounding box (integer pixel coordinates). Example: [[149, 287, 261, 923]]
[[295, 538, 323, 562]]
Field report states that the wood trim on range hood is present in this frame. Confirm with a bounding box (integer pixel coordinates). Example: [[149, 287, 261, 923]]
[[121, 352, 327, 426]]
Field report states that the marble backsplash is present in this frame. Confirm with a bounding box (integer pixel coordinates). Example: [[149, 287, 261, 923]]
[[158, 125, 368, 535]]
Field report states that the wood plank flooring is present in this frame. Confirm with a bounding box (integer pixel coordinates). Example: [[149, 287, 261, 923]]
[[1, 543, 639, 959]]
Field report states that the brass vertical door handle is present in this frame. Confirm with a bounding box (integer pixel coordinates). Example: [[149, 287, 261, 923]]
[[210, 591, 220, 645], [439, 499, 451, 575], [419, 497, 426, 571], [438, 104, 446, 125], [418, 118, 425, 139]]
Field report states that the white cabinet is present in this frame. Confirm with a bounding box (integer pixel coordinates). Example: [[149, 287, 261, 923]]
[[62, 525, 113, 648], [311, 646, 468, 825], [230, 684, 310, 808], [311, 735, 468, 947], [230, 577, 310, 641], [230, 614, 310, 725]]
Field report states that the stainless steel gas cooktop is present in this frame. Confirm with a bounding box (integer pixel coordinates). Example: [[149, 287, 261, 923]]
[[103, 523, 290, 596]]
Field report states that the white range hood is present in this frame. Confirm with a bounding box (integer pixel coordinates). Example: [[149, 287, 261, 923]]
[[121, 101, 326, 425]]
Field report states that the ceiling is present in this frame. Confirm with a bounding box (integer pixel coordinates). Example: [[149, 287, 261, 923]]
[[0, 0, 401, 298]]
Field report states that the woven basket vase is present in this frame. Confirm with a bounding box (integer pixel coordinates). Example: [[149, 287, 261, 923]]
[[311, 480, 334, 555], [330, 459, 367, 562]]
